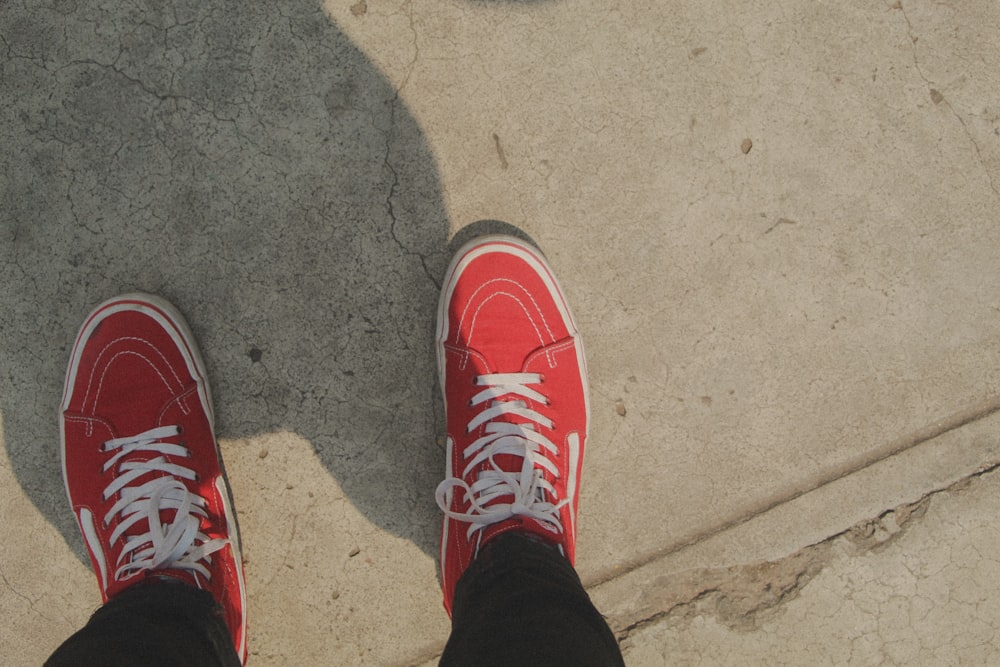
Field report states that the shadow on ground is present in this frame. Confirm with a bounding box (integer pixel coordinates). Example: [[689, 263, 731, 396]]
[[1, 0, 450, 562]]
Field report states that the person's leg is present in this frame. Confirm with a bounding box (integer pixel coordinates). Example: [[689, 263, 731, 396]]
[[46, 580, 239, 667], [53, 294, 247, 664], [441, 533, 623, 666], [435, 236, 623, 665]]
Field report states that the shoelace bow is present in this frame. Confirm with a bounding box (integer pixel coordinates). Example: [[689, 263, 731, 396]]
[[101, 425, 226, 582], [435, 372, 566, 540]]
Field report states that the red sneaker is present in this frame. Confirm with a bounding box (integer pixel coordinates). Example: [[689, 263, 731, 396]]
[[60, 294, 247, 663], [435, 236, 590, 616]]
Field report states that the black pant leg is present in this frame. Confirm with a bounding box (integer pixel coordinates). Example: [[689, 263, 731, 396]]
[[46, 579, 240, 667], [441, 533, 624, 667]]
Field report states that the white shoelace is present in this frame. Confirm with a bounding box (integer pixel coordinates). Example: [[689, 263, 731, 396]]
[[101, 425, 227, 582], [435, 373, 566, 541]]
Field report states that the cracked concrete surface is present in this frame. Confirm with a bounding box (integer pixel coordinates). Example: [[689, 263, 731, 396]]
[[619, 467, 1000, 665], [3, 0, 1000, 664]]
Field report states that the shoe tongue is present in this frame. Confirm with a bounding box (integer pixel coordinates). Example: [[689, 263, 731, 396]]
[[474, 432, 549, 511], [481, 451, 529, 479], [477, 411, 538, 478]]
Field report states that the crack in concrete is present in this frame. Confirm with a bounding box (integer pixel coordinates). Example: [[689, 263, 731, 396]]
[[395, 0, 420, 96], [367, 0, 439, 290], [898, 2, 1000, 200], [381, 90, 440, 291], [0, 563, 56, 624], [615, 534, 833, 642]]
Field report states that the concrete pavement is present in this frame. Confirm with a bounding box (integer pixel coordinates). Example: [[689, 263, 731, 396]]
[[2, 0, 999, 664]]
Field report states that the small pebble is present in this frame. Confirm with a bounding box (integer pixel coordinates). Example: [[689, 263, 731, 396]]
[[348, 546, 361, 558], [614, 399, 627, 417], [258, 448, 269, 459], [741, 138, 753, 154]]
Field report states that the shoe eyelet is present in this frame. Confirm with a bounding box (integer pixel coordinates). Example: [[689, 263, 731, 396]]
[[176, 426, 184, 435]]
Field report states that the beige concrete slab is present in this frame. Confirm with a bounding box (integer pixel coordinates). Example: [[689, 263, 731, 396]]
[[2, 0, 999, 665]]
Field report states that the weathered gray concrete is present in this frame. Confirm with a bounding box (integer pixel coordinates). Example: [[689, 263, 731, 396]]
[[2, 0, 999, 664]]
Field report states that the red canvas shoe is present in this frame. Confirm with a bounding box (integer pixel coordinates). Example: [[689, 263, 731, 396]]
[[59, 294, 247, 663], [435, 236, 590, 616]]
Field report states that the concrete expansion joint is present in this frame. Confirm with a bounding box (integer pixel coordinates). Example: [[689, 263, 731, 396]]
[[612, 460, 1000, 645]]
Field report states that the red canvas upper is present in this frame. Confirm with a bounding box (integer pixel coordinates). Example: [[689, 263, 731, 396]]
[[60, 295, 247, 663], [436, 237, 589, 616]]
